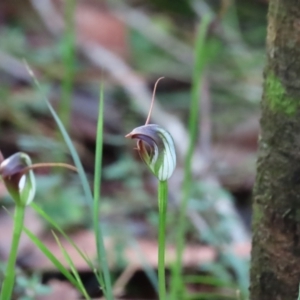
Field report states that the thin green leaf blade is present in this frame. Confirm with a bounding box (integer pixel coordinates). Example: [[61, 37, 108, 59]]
[[93, 83, 113, 298], [52, 231, 91, 300], [23, 227, 81, 290], [25, 64, 113, 299], [31, 203, 94, 270]]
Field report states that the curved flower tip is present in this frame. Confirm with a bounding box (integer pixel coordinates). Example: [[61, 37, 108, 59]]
[[0, 152, 36, 206], [126, 124, 176, 181]]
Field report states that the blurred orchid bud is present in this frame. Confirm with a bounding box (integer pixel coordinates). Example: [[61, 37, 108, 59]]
[[0, 152, 36, 206], [126, 124, 176, 181]]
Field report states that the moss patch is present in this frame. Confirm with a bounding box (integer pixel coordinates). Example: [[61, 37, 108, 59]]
[[252, 202, 264, 226], [265, 73, 298, 115]]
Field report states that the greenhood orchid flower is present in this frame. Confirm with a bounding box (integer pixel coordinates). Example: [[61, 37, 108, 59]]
[[126, 77, 176, 299], [126, 124, 176, 181], [126, 77, 176, 181], [0, 151, 77, 207], [0, 152, 36, 206], [0, 150, 78, 300]]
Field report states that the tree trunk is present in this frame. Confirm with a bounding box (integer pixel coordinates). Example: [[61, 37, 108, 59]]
[[250, 1, 300, 299]]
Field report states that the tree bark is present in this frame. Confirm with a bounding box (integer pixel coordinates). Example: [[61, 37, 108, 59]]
[[250, 1, 300, 299]]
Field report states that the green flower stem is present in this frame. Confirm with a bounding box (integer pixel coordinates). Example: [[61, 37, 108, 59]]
[[158, 180, 168, 300], [0, 205, 26, 300]]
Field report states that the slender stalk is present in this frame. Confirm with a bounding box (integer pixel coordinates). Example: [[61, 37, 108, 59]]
[[21, 162, 77, 175], [169, 15, 211, 300], [0, 205, 26, 300], [158, 180, 168, 300]]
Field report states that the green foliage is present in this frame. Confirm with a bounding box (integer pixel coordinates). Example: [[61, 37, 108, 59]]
[[0, 264, 50, 300], [130, 31, 190, 78], [0, 86, 46, 133], [103, 154, 142, 180], [0, 27, 28, 57], [15, 274, 50, 300], [35, 175, 88, 229], [0, 27, 62, 66]]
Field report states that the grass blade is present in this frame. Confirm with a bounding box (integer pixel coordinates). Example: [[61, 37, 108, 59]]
[[25, 62, 93, 207], [32, 203, 104, 296], [93, 83, 113, 298], [23, 226, 84, 293], [31, 203, 94, 271], [169, 14, 212, 299], [52, 231, 91, 300]]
